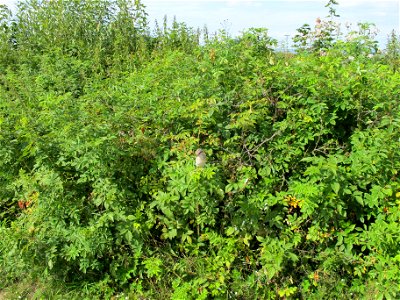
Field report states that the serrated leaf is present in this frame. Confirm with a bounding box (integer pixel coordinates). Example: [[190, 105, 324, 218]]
[[226, 226, 236, 236], [48, 259, 53, 269], [168, 228, 177, 239], [331, 182, 340, 194], [125, 230, 133, 243], [355, 196, 364, 205]]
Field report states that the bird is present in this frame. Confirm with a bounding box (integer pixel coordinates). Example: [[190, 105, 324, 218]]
[[195, 149, 207, 168]]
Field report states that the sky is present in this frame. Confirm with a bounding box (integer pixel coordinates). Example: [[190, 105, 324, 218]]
[[0, 0, 399, 48]]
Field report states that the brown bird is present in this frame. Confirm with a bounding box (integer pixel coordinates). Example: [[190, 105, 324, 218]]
[[195, 149, 207, 168]]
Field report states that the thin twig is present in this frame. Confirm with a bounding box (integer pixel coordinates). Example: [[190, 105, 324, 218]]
[[251, 130, 282, 154]]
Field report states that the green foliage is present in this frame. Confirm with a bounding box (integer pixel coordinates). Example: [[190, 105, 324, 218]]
[[384, 30, 400, 72], [1, 0, 400, 299]]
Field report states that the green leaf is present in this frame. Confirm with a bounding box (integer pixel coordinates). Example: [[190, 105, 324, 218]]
[[225, 226, 236, 236], [125, 230, 133, 243], [48, 259, 53, 270], [331, 182, 340, 194]]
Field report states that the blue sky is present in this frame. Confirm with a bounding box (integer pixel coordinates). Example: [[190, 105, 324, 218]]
[[1, 0, 399, 47], [142, 0, 399, 47]]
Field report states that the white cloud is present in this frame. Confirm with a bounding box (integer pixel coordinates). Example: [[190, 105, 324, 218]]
[[0, 0, 15, 6], [226, 0, 255, 5], [337, 0, 398, 7]]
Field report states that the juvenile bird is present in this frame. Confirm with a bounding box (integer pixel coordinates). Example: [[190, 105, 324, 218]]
[[195, 149, 207, 168]]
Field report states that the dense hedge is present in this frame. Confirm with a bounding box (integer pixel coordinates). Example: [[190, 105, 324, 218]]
[[1, 1, 400, 299]]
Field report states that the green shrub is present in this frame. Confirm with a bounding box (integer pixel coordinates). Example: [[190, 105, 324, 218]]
[[1, 0, 400, 299]]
